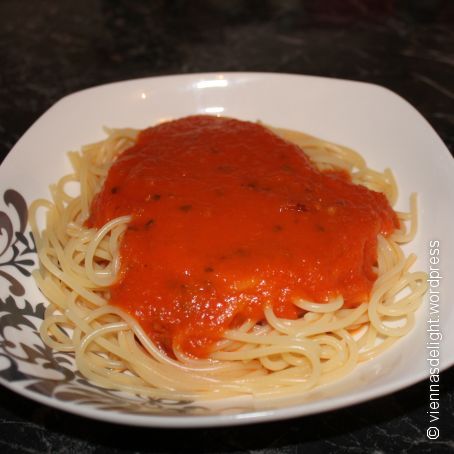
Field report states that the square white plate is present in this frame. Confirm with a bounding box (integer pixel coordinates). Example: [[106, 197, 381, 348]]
[[0, 73, 453, 427]]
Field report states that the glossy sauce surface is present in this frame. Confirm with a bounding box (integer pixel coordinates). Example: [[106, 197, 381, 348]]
[[87, 116, 398, 357]]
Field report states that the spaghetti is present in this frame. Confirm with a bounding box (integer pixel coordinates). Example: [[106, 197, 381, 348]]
[[30, 116, 427, 401]]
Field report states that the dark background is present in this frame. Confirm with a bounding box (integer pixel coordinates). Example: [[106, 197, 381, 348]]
[[0, 0, 453, 452]]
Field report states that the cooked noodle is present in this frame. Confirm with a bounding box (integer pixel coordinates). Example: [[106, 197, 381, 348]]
[[29, 122, 427, 401]]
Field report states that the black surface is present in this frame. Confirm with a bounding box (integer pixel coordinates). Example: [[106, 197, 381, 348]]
[[0, 1, 453, 452]]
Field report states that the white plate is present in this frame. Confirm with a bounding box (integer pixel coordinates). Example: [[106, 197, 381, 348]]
[[0, 73, 453, 428]]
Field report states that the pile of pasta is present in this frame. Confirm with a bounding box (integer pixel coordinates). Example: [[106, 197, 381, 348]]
[[30, 123, 427, 401]]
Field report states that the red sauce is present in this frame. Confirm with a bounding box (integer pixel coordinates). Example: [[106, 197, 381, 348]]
[[87, 116, 398, 357]]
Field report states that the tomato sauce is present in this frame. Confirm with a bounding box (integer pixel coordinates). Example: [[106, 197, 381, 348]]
[[87, 116, 398, 357]]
